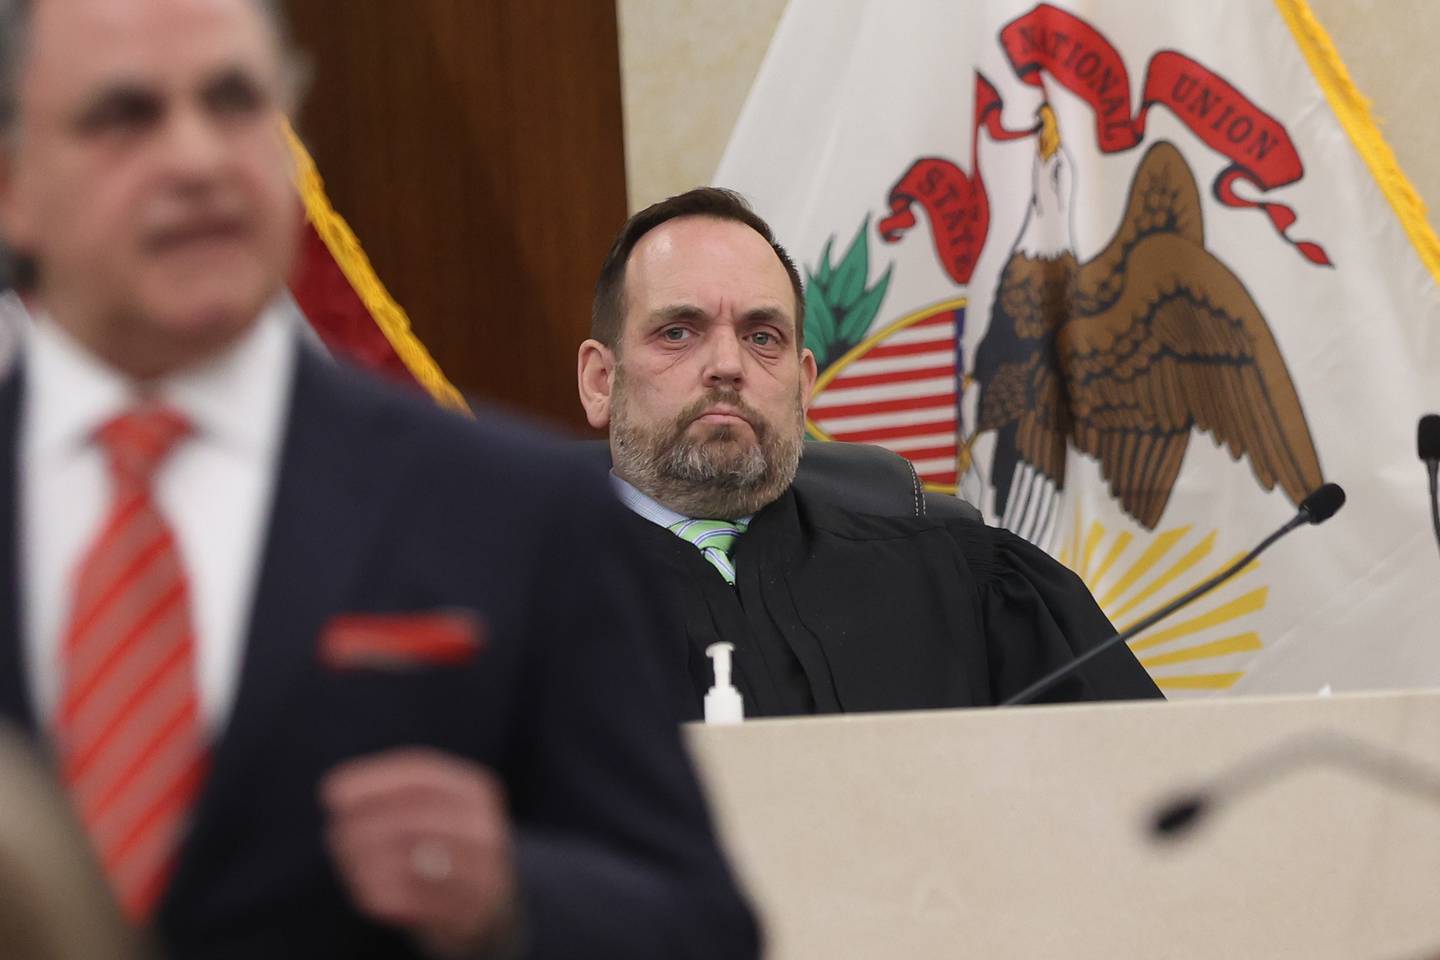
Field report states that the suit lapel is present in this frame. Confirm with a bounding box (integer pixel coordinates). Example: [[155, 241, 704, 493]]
[[0, 365, 36, 736], [164, 348, 409, 909]]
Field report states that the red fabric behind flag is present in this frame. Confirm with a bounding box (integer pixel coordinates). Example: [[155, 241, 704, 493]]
[[288, 225, 416, 387]]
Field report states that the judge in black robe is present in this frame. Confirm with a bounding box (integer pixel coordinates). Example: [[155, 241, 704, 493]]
[[577, 186, 1162, 722]]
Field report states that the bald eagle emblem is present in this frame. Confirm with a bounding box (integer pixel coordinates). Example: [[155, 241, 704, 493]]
[[805, 1, 1332, 538], [975, 111, 1324, 531]]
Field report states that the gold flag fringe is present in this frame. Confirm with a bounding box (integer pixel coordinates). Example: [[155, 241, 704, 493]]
[[285, 123, 469, 413]]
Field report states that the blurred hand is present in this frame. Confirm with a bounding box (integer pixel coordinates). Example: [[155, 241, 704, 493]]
[[321, 748, 519, 958]]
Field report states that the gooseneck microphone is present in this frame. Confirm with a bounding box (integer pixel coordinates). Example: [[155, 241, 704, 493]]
[[1150, 731, 1440, 841], [1417, 414, 1440, 561], [1002, 483, 1347, 707]]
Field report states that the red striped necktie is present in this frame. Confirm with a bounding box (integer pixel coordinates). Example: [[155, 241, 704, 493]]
[[56, 407, 210, 922]]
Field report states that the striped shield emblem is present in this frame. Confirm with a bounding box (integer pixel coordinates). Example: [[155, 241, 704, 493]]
[[805, 299, 967, 492]]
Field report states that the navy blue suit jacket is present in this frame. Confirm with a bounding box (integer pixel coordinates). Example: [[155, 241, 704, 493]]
[[0, 345, 758, 959]]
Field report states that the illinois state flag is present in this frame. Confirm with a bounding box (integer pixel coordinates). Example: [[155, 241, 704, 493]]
[[716, 0, 1440, 696]]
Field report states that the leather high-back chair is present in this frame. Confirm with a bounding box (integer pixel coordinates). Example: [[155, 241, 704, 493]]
[[582, 439, 983, 523]]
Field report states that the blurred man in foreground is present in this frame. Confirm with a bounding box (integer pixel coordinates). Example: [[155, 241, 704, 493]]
[[577, 188, 1162, 717], [0, 1, 756, 956]]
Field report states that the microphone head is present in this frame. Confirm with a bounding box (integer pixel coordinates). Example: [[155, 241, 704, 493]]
[[1151, 794, 1208, 840], [1419, 414, 1440, 462], [1298, 483, 1345, 524]]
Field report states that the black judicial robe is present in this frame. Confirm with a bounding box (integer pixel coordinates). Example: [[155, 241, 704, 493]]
[[628, 487, 1162, 719]]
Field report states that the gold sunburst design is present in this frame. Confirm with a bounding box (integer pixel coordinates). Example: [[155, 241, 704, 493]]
[[1059, 504, 1268, 692]]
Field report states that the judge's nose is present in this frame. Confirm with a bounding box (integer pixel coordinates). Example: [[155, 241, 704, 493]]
[[702, 327, 745, 388]]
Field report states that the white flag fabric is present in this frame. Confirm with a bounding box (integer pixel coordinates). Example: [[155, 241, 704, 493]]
[[715, 0, 1440, 697]]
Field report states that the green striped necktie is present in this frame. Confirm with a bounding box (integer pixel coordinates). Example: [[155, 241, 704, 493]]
[[667, 518, 750, 585]]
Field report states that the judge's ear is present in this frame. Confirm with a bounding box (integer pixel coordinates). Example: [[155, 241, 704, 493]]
[[799, 346, 818, 414], [577, 339, 617, 430]]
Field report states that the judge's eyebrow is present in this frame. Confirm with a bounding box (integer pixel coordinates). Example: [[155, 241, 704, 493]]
[[648, 304, 711, 326], [738, 305, 791, 330]]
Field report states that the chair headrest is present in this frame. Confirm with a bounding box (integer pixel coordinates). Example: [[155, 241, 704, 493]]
[[793, 439, 926, 517], [578, 439, 981, 522]]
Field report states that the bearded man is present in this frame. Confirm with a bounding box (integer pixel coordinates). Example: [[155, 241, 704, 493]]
[[577, 188, 1161, 718]]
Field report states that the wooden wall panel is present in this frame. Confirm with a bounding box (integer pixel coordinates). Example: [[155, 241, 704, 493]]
[[283, 0, 627, 432]]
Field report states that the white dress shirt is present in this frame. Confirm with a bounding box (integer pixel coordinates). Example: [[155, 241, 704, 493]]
[[611, 474, 693, 531], [19, 310, 295, 732]]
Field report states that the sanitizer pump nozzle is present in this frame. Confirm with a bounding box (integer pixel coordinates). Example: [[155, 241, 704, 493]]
[[703, 642, 744, 724]]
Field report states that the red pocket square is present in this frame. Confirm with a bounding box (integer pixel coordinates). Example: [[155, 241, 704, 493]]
[[320, 611, 484, 669]]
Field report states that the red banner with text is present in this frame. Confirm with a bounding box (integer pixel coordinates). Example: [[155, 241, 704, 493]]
[[879, 2, 1329, 282]]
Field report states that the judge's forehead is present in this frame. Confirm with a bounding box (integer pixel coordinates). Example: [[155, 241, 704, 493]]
[[626, 216, 795, 306]]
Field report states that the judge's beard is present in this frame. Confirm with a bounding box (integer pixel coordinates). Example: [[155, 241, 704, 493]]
[[610, 374, 805, 520]]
